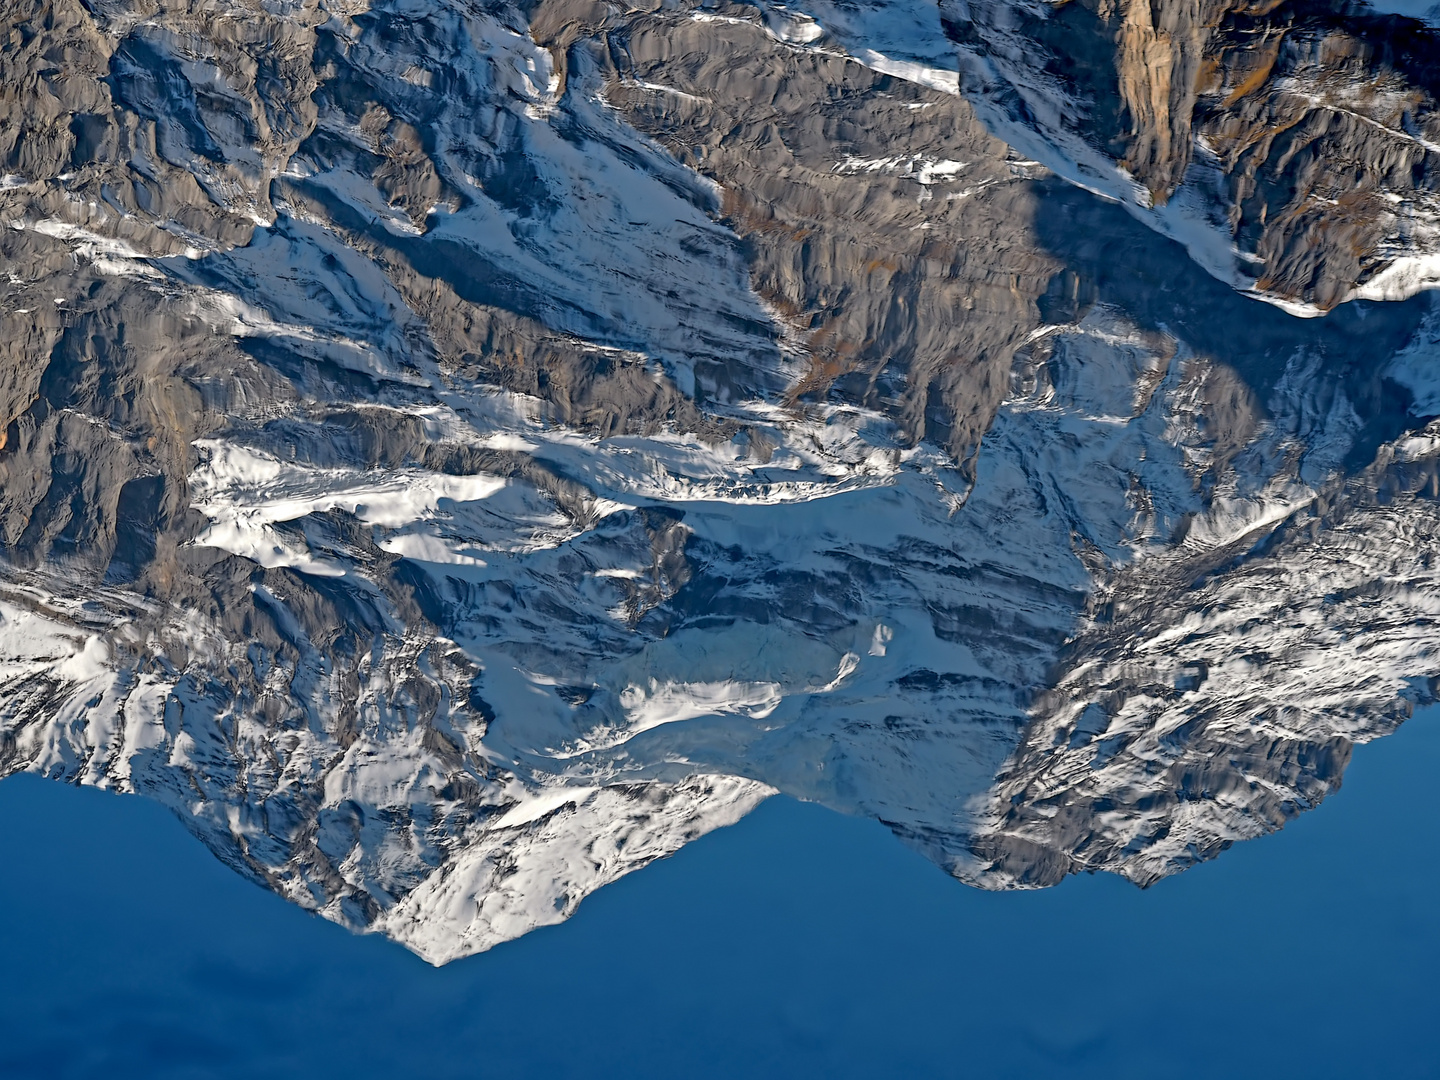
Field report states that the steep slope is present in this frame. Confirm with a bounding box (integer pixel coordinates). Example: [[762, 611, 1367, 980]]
[[938, 0, 1440, 309]]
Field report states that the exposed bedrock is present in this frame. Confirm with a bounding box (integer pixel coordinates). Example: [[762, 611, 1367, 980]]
[[942, 0, 1440, 309]]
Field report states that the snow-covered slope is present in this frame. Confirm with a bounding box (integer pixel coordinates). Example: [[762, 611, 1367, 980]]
[[3, 0, 1440, 962]]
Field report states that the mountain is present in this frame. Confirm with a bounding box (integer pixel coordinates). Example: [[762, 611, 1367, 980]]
[[2, 0, 1439, 963]]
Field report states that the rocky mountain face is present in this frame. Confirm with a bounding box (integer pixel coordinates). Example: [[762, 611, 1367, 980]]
[[2, 0, 1439, 962], [948, 0, 1440, 309]]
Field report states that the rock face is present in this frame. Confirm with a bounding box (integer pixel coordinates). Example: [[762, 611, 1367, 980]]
[[2, 0, 1440, 962], [946, 0, 1440, 309]]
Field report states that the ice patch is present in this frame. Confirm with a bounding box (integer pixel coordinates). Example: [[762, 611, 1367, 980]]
[[619, 678, 785, 732], [488, 787, 599, 831], [20, 219, 168, 276], [753, 0, 960, 92], [853, 49, 959, 95], [0, 601, 104, 682], [379, 532, 489, 566], [376, 776, 775, 963], [1354, 252, 1440, 304], [869, 624, 893, 657], [836, 154, 970, 184], [191, 441, 507, 527], [189, 440, 507, 571]]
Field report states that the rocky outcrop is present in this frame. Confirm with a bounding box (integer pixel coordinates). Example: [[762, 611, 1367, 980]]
[[945, 0, 1440, 308], [566, 1, 1055, 470]]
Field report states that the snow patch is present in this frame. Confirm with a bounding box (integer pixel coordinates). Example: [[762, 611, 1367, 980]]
[[619, 677, 785, 732]]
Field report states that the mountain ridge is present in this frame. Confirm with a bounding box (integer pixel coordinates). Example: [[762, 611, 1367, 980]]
[[2, 0, 1440, 961]]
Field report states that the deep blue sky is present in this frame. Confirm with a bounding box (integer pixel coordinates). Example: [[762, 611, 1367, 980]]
[[2, 708, 1438, 1079]]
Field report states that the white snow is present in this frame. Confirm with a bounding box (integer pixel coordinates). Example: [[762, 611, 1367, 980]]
[[487, 787, 598, 831], [869, 624, 893, 657], [1355, 252, 1440, 303], [189, 441, 507, 572], [0, 600, 100, 682], [619, 677, 784, 731], [375, 775, 775, 963], [852, 49, 959, 95]]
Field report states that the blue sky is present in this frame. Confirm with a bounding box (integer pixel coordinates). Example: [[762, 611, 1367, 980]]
[[2, 709, 1438, 1079]]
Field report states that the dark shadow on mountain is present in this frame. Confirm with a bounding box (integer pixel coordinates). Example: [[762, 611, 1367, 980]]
[[961, 177, 1440, 889], [1027, 176, 1433, 470]]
